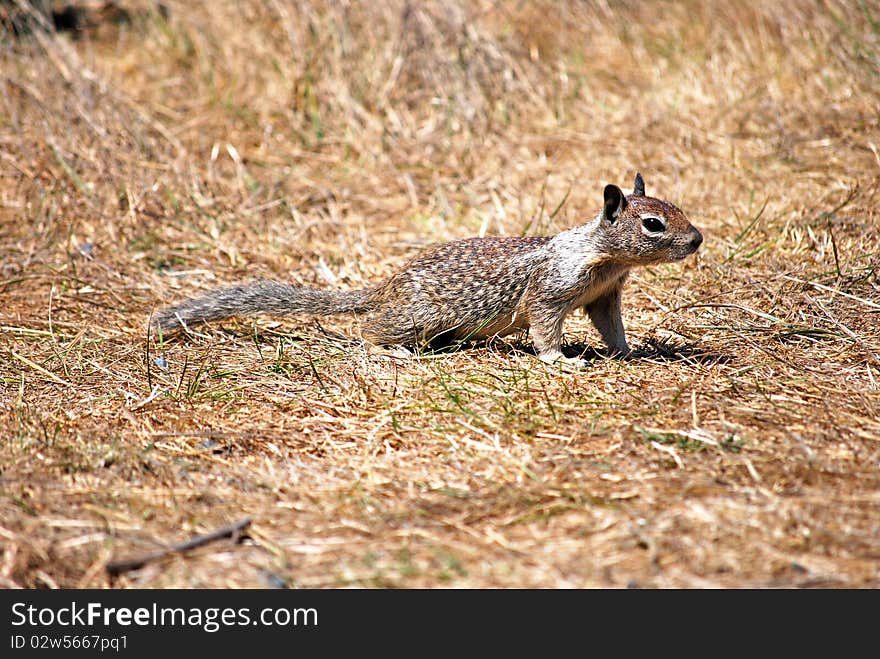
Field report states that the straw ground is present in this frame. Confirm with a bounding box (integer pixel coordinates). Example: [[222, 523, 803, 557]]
[[1, 0, 879, 588]]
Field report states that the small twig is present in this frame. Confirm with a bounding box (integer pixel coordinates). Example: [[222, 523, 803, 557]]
[[741, 458, 762, 484], [129, 384, 166, 411], [643, 426, 720, 448], [10, 349, 72, 387], [782, 275, 880, 310], [146, 310, 153, 390], [106, 517, 252, 577], [827, 216, 842, 278], [650, 441, 684, 468]]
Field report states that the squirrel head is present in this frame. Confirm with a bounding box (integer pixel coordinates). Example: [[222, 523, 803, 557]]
[[600, 173, 703, 264]]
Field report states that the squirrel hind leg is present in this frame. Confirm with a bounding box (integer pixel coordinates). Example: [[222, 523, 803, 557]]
[[538, 352, 591, 370], [361, 308, 461, 353], [360, 312, 423, 349]]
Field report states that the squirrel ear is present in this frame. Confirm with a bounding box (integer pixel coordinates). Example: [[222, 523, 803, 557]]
[[603, 184, 627, 223], [633, 172, 645, 196]]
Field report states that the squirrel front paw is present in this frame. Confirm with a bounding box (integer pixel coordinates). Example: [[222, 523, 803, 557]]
[[538, 351, 591, 370], [606, 344, 632, 358]]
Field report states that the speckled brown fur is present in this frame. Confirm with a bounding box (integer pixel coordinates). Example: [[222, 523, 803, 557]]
[[153, 174, 702, 365]]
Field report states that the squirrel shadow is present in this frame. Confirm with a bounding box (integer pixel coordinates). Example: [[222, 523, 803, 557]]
[[463, 335, 731, 366], [166, 322, 731, 366], [604, 337, 731, 365]]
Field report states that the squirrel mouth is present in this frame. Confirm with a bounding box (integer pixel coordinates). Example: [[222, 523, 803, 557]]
[[671, 247, 699, 261]]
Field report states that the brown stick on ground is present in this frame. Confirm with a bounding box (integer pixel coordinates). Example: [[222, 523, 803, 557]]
[[106, 517, 252, 577]]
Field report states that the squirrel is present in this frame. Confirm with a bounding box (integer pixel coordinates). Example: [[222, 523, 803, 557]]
[[152, 173, 703, 366]]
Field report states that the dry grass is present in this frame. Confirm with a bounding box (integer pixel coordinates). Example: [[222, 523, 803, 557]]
[[1, 0, 879, 588]]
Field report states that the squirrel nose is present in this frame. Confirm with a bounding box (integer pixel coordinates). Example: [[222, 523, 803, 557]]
[[689, 230, 703, 250]]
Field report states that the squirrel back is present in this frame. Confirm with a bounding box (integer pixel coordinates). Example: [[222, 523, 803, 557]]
[[152, 173, 702, 365]]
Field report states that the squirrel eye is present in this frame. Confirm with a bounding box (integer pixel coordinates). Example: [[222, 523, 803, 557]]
[[642, 216, 666, 233]]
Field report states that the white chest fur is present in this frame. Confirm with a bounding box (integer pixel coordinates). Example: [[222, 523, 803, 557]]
[[545, 220, 628, 310]]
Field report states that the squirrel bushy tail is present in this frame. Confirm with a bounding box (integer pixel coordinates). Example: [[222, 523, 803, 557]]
[[152, 279, 373, 332]]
